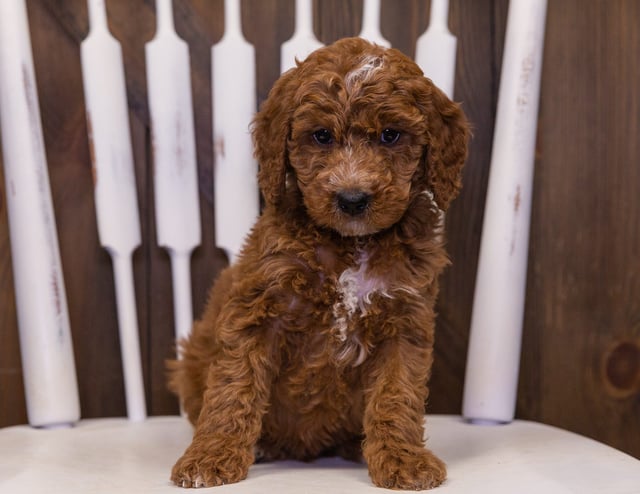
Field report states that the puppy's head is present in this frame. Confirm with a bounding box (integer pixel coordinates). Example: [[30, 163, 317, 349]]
[[253, 37, 469, 237]]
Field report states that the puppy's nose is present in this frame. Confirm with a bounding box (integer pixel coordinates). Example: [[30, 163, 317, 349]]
[[336, 190, 371, 216]]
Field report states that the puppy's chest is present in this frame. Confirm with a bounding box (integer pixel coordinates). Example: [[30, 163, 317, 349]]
[[283, 249, 403, 368], [329, 251, 391, 365]]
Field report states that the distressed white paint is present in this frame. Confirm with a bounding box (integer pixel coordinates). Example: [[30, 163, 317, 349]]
[[358, 0, 390, 48], [146, 0, 201, 346], [463, 0, 548, 424], [280, 0, 323, 73], [81, 0, 146, 422], [415, 0, 457, 99], [213, 0, 259, 263], [0, 0, 80, 428]]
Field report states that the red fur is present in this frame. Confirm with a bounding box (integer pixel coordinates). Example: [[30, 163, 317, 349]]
[[168, 37, 469, 490]]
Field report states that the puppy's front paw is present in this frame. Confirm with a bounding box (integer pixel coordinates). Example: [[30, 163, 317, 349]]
[[367, 448, 446, 491], [171, 448, 251, 488]]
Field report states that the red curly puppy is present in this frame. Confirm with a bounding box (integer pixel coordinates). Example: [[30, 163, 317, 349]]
[[169, 37, 469, 490]]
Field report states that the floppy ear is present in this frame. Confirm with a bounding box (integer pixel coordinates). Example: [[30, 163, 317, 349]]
[[418, 82, 470, 211], [251, 68, 298, 208]]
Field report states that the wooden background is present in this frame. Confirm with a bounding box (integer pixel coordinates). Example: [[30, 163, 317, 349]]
[[1, 0, 639, 460]]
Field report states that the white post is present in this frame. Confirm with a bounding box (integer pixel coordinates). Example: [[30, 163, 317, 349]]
[[212, 0, 259, 263], [81, 0, 146, 421], [146, 0, 201, 346], [0, 0, 80, 427], [415, 0, 457, 99], [280, 0, 323, 73], [358, 0, 390, 47], [463, 0, 548, 424]]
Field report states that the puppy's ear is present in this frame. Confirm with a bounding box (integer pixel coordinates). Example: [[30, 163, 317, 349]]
[[418, 82, 470, 211], [252, 68, 297, 207]]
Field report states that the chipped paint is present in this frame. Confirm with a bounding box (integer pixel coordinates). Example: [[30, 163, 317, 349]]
[[22, 62, 68, 340], [175, 116, 186, 173], [51, 269, 62, 317], [85, 112, 98, 186], [509, 185, 522, 256], [516, 52, 535, 112], [214, 136, 225, 159]]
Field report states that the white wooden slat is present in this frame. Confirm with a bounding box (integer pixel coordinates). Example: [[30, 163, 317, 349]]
[[80, 0, 146, 422], [0, 0, 80, 427], [280, 0, 323, 73], [415, 0, 457, 99], [463, 0, 548, 424], [358, 0, 390, 48], [146, 0, 201, 345], [213, 0, 260, 263]]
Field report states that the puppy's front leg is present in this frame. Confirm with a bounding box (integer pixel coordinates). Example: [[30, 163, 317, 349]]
[[171, 336, 273, 488], [363, 337, 446, 490]]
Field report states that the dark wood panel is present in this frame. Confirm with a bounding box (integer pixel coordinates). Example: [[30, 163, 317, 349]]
[[522, 0, 640, 457], [0, 156, 26, 424]]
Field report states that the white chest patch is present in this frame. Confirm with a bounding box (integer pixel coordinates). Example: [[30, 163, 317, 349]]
[[332, 252, 390, 366], [423, 188, 445, 235]]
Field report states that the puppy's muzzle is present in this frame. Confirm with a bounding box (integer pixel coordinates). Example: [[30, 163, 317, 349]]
[[336, 190, 371, 216]]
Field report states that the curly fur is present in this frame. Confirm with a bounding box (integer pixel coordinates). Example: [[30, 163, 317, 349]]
[[168, 37, 469, 490]]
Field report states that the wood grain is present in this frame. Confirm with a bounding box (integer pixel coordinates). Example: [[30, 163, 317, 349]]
[[521, 0, 640, 456], [0, 0, 638, 460]]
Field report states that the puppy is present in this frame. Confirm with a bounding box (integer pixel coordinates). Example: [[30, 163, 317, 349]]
[[169, 37, 469, 490]]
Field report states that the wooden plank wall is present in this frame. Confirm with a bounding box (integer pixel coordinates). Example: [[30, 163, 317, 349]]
[[0, 0, 638, 459]]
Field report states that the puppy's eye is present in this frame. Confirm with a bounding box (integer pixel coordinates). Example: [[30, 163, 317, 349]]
[[312, 129, 334, 145], [380, 128, 401, 145]]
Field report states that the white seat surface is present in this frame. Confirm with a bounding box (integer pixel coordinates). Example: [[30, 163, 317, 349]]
[[0, 415, 638, 493]]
